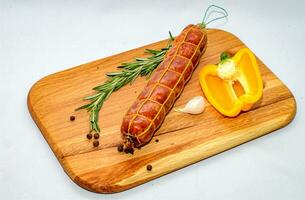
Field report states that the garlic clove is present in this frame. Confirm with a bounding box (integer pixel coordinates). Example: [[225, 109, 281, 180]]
[[174, 96, 205, 115]]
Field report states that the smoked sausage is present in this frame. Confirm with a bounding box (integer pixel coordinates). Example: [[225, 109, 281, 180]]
[[120, 24, 207, 153]]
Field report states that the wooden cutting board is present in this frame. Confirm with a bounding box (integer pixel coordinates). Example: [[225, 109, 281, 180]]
[[28, 29, 296, 193]]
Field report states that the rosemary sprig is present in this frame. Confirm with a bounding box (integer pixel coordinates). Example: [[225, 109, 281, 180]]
[[76, 33, 174, 133]]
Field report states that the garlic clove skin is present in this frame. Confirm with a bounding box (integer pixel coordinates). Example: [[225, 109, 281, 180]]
[[174, 96, 205, 115]]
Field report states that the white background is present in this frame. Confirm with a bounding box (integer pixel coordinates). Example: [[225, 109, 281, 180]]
[[1, 0, 305, 199]]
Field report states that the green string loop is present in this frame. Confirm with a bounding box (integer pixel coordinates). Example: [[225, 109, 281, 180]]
[[202, 5, 228, 27]]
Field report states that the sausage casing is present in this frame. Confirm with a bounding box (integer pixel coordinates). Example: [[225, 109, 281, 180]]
[[121, 24, 207, 152]]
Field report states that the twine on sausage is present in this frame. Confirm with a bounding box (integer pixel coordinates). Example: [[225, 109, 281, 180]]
[[122, 26, 207, 153]]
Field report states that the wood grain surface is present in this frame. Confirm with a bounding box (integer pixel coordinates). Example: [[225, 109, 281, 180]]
[[27, 29, 296, 193]]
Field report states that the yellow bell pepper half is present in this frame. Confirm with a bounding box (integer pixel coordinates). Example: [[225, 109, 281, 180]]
[[199, 48, 263, 117]]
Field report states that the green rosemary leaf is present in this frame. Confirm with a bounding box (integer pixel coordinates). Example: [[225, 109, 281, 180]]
[[93, 81, 113, 91], [105, 71, 124, 77], [145, 49, 161, 54], [169, 31, 174, 41], [135, 57, 148, 61], [83, 92, 102, 100], [75, 103, 92, 111]]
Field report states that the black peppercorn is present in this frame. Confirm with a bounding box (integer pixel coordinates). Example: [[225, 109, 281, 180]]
[[86, 133, 92, 139], [129, 148, 134, 154], [70, 116, 75, 121], [155, 139, 159, 143], [94, 133, 99, 139], [93, 140, 99, 147], [117, 144, 124, 152], [146, 164, 152, 171], [124, 148, 134, 154]]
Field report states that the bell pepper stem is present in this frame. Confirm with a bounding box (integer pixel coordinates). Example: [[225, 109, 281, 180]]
[[220, 52, 231, 61]]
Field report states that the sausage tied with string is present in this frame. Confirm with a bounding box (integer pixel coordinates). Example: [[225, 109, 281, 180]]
[[120, 24, 208, 153]]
